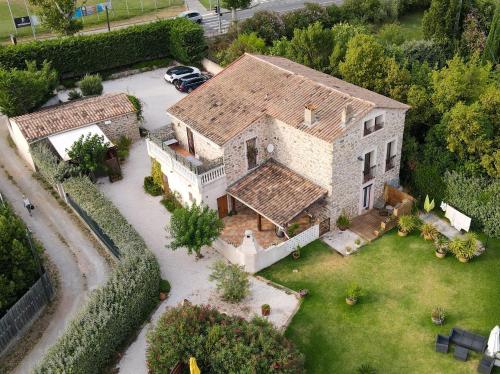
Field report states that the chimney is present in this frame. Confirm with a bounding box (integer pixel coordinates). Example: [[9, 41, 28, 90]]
[[304, 103, 318, 127], [341, 104, 353, 128]]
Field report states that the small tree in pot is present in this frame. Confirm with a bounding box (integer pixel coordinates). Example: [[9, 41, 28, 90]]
[[261, 303, 271, 316], [421, 223, 439, 241], [433, 236, 448, 258], [336, 211, 351, 231], [431, 306, 446, 325], [397, 215, 418, 236], [448, 233, 478, 263], [345, 283, 362, 305]]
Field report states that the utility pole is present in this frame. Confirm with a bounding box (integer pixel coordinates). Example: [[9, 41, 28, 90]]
[[217, 0, 222, 34], [105, 5, 111, 31], [26, 229, 52, 303]]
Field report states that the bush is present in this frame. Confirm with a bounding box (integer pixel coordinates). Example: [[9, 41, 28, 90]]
[[397, 215, 419, 234], [79, 74, 103, 96], [127, 94, 143, 121], [421, 223, 439, 240], [448, 233, 479, 261], [146, 304, 304, 373], [346, 283, 363, 301], [31, 143, 75, 186], [0, 60, 58, 117], [444, 171, 499, 238], [217, 32, 266, 66], [159, 279, 171, 293], [116, 136, 132, 160], [160, 192, 182, 213], [282, 3, 331, 37], [0, 19, 205, 78], [397, 39, 451, 68], [209, 260, 249, 302], [68, 89, 82, 100], [287, 222, 300, 237], [237, 10, 286, 44], [144, 176, 163, 196], [36, 176, 161, 373], [336, 211, 351, 229], [151, 159, 163, 188]]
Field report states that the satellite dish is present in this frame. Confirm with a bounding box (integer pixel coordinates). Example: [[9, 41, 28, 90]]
[[267, 144, 274, 153]]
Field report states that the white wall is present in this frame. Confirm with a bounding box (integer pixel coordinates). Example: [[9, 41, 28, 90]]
[[8, 119, 36, 170]]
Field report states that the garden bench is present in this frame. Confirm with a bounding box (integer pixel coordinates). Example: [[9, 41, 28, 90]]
[[450, 328, 488, 353]]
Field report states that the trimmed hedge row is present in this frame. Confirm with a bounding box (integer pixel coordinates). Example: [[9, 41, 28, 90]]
[[0, 18, 206, 78], [32, 173, 161, 372]]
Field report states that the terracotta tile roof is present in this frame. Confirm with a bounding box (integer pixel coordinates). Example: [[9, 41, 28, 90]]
[[227, 159, 327, 227], [168, 54, 409, 146], [12, 93, 136, 142]]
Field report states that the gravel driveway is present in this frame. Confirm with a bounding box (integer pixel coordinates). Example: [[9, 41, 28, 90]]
[[94, 69, 299, 373]]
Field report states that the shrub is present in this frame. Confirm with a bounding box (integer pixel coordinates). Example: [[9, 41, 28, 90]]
[[159, 279, 171, 293], [397, 215, 419, 234], [448, 233, 479, 261], [0, 20, 205, 78], [444, 171, 499, 238], [336, 211, 351, 229], [160, 192, 182, 213], [68, 89, 82, 100], [396, 39, 451, 68], [151, 159, 163, 188], [357, 364, 377, 374], [237, 10, 286, 44], [146, 304, 304, 373], [144, 176, 163, 196], [127, 94, 143, 121], [282, 3, 331, 37], [423, 194, 435, 213], [0, 60, 58, 117], [378, 23, 407, 46], [217, 32, 266, 66], [431, 306, 446, 323], [209, 260, 249, 303], [287, 222, 300, 237], [36, 176, 161, 372], [116, 136, 132, 160], [433, 236, 449, 253], [31, 143, 75, 186], [421, 223, 439, 241], [67, 133, 109, 176], [79, 74, 103, 96], [346, 283, 362, 301]]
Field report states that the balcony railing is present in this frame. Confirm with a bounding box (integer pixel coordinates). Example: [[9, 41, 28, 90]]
[[385, 155, 396, 171], [363, 165, 376, 183]]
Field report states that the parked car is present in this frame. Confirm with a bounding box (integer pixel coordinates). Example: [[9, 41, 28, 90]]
[[173, 73, 202, 87], [177, 11, 202, 23], [176, 75, 209, 93], [164, 66, 201, 84]]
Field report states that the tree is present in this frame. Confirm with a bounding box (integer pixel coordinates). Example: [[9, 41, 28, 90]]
[[431, 54, 491, 113], [221, 0, 252, 23], [287, 22, 334, 72], [209, 260, 249, 302], [79, 74, 103, 96], [482, 4, 499, 64], [0, 61, 58, 117], [422, 0, 462, 41], [460, 12, 487, 56], [282, 3, 331, 37], [329, 23, 367, 74], [29, 0, 82, 35], [339, 34, 389, 93], [0, 203, 42, 315], [217, 33, 266, 66], [237, 11, 286, 44], [67, 133, 109, 175], [168, 203, 223, 258]]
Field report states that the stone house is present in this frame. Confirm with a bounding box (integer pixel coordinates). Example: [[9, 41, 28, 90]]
[[7, 93, 139, 170], [147, 53, 409, 241]]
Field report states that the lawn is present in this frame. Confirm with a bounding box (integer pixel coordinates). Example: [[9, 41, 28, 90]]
[[258, 231, 500, 373]]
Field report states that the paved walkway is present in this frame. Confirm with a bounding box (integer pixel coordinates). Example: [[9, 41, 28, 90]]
[[185, 0, 208, 13], [419, 212, 462, 239], [98, 141, 299, 374], [0, 116, 109, 373], [322, 229, 364, 256]]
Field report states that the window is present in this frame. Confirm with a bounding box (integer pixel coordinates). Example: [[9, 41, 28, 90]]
[[363, 151, 375, 183], [246, 137, 257, 170], [386, 140, 396, 171], [363, 115, 384, 136], [363, 119, 374, 136], [375, 115, 384, 130]]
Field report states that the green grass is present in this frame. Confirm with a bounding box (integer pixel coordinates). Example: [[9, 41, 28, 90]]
[[398, 10, 425, 39], [0, 0, 184, 42], [259, 231, 500, 373]]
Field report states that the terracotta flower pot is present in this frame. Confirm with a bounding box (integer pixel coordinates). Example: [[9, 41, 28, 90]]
[[458, 256, 469, 263], [292, 251, 300, 260], [435, 250, 446, 259], [159, 292, 167, 301], [339, 226, 348, 231], [398, 230, 408, 237], [261, 306, 270, 316], [431, 316, 444, 325], [346, 297, 357, 305]]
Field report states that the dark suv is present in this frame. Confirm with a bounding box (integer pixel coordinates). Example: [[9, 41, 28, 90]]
[[176, 76, 209, 93]]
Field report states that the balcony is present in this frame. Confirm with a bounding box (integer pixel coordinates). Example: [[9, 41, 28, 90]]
[[147, 125, 225, 186], [363, 165, 376, 183], [385, 155, 396, 171]]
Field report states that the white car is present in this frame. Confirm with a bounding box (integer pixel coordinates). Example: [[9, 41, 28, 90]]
[[177, 11, 203, 24], [164, 66, 201, 84]]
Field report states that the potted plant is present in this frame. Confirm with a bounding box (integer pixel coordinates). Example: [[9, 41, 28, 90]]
[[292, 245, 301, 259], [431, 306, 446, 325], [299, 289, 309, 298], [397, 215, 417, 236], [448, 233, 478, 263], [421, 223, 439, 241], [159, 279, 170, 301], [433, 237, 448, 258], [336, 211, 351, 231], [355, 238, 361, 246], [261, 304, 271, 316], [345, 283, 362, 305]]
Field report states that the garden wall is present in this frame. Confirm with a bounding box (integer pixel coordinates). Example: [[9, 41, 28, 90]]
[[214, 225, 320, 273], [0, 18, 206, 78]]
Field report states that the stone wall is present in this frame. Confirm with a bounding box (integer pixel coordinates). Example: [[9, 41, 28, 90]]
[[97, 112, 140, 142], [330, 108, 406, 222], [170, 118, 223, 161]]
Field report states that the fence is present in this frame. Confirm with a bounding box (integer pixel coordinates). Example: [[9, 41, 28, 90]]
[[213, 224, 320, 273], [66, 193, 121, 258], [0, 273, 54, 355]]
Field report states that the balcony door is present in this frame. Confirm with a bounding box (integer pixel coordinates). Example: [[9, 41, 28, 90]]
[[186, 128, 195, 155], [361, 184, 373, 211]]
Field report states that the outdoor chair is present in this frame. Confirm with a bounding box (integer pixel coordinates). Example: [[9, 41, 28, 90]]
[[477, 355, 495, 374], [436, 334, 450, 353], [450, 327, 488, 353], [454, 345, 469, 361]]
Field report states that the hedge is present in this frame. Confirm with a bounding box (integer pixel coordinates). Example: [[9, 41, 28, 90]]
[[444, 171, 499, 239], [33, 175, 161, 372], [0, 18, 206, 78]]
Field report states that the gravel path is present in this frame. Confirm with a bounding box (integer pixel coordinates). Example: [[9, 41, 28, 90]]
[[99, 141, 299, 374], [0, 116, 110, 373]]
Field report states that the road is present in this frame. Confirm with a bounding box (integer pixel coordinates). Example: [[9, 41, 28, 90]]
[[200, 0, 340, 34], [0, 116, 109, 373]]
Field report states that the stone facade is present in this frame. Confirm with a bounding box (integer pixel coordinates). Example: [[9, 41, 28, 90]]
[[97, 112, 140, 143], [171, 117, 223, 161]]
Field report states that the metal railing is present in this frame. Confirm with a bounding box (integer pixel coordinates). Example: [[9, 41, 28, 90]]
[[363, 165, 376, 183]]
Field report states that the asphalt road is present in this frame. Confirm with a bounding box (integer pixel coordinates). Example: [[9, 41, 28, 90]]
[[201, 0, 341, 35]]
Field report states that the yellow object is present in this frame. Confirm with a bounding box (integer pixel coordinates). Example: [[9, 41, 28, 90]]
[[189, 357, 201, 374]]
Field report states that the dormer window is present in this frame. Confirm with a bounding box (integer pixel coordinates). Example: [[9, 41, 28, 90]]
[[363, 119, 374, 136], [363, 115, 384, 136], [375, 115, 384, 130]]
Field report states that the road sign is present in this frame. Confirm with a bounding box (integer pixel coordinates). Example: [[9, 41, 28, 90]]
[[14, 16, 31, 28]]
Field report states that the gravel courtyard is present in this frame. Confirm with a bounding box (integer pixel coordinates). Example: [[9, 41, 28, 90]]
[[95, 70, 300, 373]]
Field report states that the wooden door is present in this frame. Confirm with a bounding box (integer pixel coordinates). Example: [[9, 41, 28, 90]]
[[217, 195, 228, 218], [187, 127, 195, 155]]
